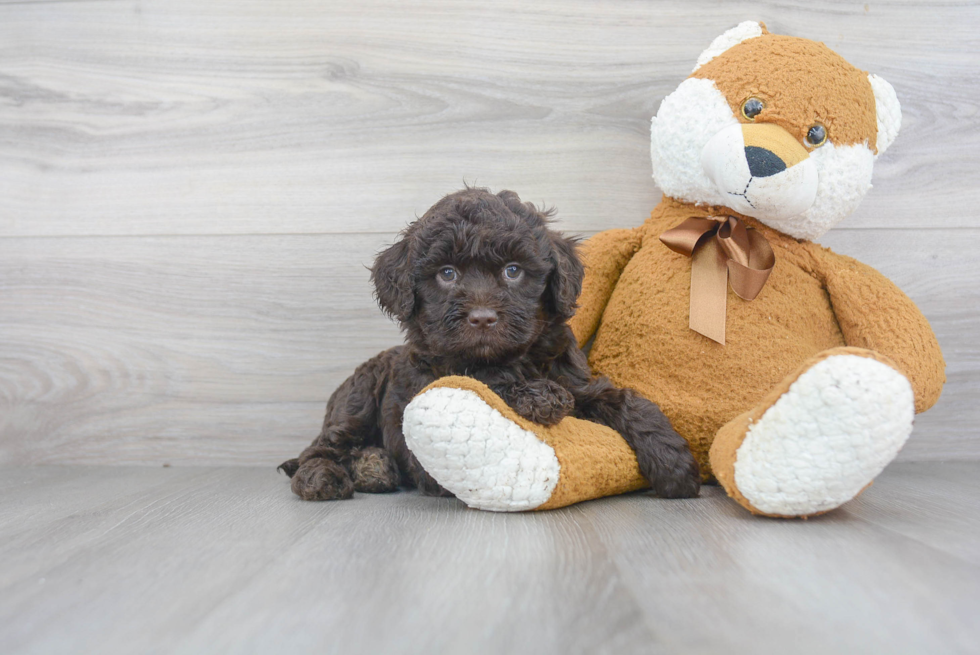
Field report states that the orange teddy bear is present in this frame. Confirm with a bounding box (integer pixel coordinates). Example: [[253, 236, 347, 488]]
[[403, 22, 945, 517]]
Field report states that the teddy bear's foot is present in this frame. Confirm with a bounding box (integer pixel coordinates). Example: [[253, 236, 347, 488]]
[[402, 376, 648, 511], [710, 347, 915, 518]]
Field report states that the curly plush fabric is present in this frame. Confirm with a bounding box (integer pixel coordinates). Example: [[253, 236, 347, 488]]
[[571, 198, 945, 481], [402, 24, 944, 518], [708, 348, 914, 517], [403, 376, 649, 511], [567, 23, 945, 516]]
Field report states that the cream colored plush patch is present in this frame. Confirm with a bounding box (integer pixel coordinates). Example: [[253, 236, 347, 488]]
[[402, 386, 561, 512], [652, 24, 896, 240], [869, 73, 902, 156], [693, 21, 765, 72], [701, 123, 818, 220], [650, 77, 739, 207], [778, 141, 874, 240], [650, 73, 878, 240], [733, 354, 914, 516]]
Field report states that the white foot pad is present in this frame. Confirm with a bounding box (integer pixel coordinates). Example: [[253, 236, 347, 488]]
[[402, 387, 561, 512], [734, 355, 915, 516]]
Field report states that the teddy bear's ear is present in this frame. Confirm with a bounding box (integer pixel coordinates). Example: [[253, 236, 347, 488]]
[[692, 21, 768, 72], [868, 73, 902, 157]]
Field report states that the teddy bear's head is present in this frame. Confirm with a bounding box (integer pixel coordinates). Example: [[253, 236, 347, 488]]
[[650, 21, 901, 240]]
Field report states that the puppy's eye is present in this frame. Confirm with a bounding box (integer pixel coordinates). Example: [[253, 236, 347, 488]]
[[805, 124, 827, 148], [437, 266, 457, 283], [741, 97, 764, 121], [503, 264, 523, 281]]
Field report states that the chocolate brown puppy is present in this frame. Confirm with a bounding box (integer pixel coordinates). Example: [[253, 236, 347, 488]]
[[279, 187, 699, 501]]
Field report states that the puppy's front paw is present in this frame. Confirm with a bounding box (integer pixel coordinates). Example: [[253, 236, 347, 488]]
[[291, 459, 355, 501], [508, 380, 575, 426], [650, 445, 701, 499]]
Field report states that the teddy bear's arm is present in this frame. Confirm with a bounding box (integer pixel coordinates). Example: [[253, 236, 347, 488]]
[[815, 248, 946, 413], [569, 228, 643, 348]]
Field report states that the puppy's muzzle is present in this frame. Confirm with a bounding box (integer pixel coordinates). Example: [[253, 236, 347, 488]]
[[467, 308, 498, 329], [701, 123, 817, 221]]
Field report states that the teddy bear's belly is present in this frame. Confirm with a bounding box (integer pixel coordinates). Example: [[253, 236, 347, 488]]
[[587, 245, 845, 477]]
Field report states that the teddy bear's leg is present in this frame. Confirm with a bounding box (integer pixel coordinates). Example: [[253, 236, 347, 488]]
[[709, 347, 915, 518], [402, 376, 649, 511]]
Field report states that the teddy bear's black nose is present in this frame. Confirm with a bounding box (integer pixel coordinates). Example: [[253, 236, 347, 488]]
[[745, 146, 787, 178]]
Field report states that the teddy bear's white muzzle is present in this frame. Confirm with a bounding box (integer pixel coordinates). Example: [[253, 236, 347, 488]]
[[702, 123, 818, 221]]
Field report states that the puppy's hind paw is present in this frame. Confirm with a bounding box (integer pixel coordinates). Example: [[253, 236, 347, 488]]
[[291, 459, 355, 501], [351, 447, 400, 493]]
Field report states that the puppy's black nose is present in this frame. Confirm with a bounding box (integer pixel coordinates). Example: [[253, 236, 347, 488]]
[[467, 308, 498, 329]]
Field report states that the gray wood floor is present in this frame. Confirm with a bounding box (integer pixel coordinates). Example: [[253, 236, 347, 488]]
[[1, 461, 978, 655], [2, 5, 978, 651]]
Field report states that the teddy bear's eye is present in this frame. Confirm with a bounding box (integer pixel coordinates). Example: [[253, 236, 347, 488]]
[[741, 97, 764, 120], [805, 124, 827, 148]]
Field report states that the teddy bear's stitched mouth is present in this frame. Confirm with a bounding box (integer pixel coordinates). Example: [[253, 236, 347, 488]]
[[728, 179, 757, 210], [702, 124, 819, 222]]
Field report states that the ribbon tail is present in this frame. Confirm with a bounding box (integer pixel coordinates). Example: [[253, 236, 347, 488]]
[[689, 237, 729, 345], [727, 228, 775, 301]]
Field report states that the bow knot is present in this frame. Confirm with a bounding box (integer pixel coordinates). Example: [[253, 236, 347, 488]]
[[660, 216, 775, 345]]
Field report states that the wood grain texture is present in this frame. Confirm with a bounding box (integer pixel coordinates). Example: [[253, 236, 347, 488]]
[[818, 229, 980, 461], [0, 462, 978, 654], [0, 1, 977, 465], [0, 233, 401, 465], [0, 0, 977, 237], [583, 463, 980, 655], [1, 229, 976, 465]]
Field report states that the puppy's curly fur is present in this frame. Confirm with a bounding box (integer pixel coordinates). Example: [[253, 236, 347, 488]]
[[280, 188, 700, 501]]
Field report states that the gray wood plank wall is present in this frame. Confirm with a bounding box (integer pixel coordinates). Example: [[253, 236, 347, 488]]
[[1, 0, 978, 465]]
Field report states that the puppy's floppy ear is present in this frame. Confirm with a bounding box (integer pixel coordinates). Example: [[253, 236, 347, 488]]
[[370, 232, 415, 322], [545, 233, 584, 321]]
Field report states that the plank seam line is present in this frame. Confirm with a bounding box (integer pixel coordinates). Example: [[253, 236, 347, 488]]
[[841, 505, 980, 571], [0, 226, 977, 240]]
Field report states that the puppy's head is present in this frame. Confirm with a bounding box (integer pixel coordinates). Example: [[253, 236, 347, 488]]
[[371, 187, 582, 363]]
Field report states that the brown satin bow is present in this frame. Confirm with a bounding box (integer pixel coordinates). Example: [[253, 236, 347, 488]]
[[660, 216, 775, 345]]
